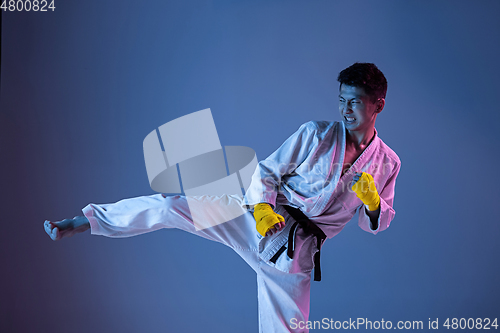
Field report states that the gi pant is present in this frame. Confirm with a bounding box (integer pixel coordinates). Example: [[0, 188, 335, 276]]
[[83, 193, 312, 333]]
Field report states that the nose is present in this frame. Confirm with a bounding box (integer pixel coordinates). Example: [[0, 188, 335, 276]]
[[340, 101, 353, 114]]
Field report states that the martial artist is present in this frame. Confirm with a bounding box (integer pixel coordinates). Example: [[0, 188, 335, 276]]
[[44, 62, 401, 333]]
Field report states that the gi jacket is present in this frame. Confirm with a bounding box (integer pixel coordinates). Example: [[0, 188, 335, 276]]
[[243, 120, 401, 274]]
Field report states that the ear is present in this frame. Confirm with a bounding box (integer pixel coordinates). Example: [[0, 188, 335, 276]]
[[375, 98, 385, 114]]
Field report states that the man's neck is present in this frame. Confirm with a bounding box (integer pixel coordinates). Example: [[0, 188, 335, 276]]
[[346, 127, 376, 149]]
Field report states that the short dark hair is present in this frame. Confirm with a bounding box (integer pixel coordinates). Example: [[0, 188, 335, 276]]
[[337, 63, 387, 103]]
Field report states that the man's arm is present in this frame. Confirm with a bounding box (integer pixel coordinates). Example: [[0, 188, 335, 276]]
[[357, 161, 401, 234], [365, 206, 381, 230], [243, 122, 318, 209], [244, 122, 319, 236]]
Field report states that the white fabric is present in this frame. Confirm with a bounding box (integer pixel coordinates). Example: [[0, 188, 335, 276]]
[[83, 194, 310, 333], [244, 121, 401, 274], [82, 120, 401, 333]]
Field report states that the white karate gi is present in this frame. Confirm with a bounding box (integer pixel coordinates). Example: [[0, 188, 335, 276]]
[[83, 120, 401, 333]]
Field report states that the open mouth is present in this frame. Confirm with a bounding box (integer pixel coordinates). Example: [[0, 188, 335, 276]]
[[344, 116, 356, 123]]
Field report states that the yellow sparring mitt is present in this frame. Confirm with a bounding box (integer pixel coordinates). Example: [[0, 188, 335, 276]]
[[351, 172, 380, 211], [253, 203, 285, 237]]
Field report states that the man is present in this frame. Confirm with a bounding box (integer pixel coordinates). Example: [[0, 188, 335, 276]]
[[44, 62, 401, 333]]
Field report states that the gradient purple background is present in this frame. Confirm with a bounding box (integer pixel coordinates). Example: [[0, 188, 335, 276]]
[[1, 1, 500, 332]]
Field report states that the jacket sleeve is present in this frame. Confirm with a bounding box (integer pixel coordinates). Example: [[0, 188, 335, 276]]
[[243, 121, 318, 210], [358, 160, 401, 235]]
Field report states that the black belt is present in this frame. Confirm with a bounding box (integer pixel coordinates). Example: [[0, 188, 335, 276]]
[[269, 205, 327, 281]]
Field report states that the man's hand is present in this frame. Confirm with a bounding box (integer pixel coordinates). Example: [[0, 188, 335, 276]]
[[253, 203, 285, 237], [352, 172, 380, 211]]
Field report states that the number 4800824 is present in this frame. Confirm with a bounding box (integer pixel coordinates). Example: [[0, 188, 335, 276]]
[[1, 0, 56, 11]]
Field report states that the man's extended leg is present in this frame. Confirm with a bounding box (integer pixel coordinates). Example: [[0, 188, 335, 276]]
[[45, 193, 313, 332], [44, 193, 259, 246]]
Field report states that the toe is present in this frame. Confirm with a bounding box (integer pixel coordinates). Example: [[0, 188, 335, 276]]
[[53, 227, 60, 241]]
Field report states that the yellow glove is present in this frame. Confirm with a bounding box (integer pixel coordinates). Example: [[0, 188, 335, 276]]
[[351, 172, 380, 211], [253, 203, 285, 237]]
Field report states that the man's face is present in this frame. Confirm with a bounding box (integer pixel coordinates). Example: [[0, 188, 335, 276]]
[[338, 84, 383, 133]]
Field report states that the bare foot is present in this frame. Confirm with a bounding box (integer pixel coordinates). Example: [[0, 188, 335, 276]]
[[44, 216, 90, 241]]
